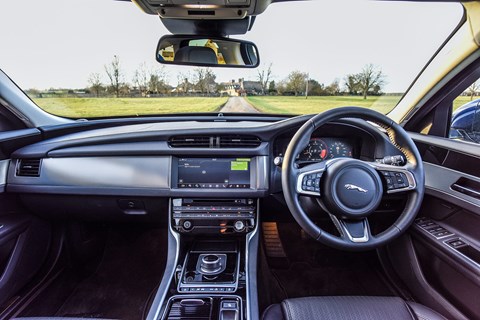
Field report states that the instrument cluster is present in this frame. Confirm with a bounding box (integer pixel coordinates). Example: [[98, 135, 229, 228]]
[[277, 137, 355, 163], [299, 137, 353, 162]]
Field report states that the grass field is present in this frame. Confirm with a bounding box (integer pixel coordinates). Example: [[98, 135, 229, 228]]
[[33, 97, 228, 118], [246, 96, 401, 114], [247, 95, 479, 115], [32, 95, 478, 118]]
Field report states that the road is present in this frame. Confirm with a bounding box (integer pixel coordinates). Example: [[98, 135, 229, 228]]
[[219, 97, 259, 113]]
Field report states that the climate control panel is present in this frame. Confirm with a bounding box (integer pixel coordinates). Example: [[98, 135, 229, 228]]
[[171, 198, 256, 234]]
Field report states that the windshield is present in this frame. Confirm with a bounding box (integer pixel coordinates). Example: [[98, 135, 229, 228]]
[[0, 0, 463, 118]]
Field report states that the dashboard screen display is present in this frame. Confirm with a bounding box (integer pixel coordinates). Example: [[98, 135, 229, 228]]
[[177, 158, 251, 188]]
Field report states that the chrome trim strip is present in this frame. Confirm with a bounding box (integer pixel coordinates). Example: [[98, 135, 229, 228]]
[[245, 199, 260, 320], [0, 160, 9, 193], [330, 215, 370, 243], [146, 200, 180, 320]]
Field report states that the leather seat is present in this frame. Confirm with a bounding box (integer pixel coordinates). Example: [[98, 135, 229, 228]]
[[262, 296, 447, 320], [174, 46, 218, 64]]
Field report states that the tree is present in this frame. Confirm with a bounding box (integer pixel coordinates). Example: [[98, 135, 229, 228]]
[[177, 72, 193, 95], [148, 65, 167, 94], [268, 80, 276, 94], [257, 63, 273, 95], [132, 62, 149, 96], [286, 71, 308, 96], [325, 79, 341, 96], [467, 81, 479, 101], [88, 73, 103, 97], [356, 64, 385, 99], [194, 68, 217, 94], [276, 80, 288, 95], [344, 74, 361, 95], [105, 55, 123, 98], [307, 79, 326, 96]]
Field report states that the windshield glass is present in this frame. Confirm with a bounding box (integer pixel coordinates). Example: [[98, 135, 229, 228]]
[[0, 0, 463, 118]]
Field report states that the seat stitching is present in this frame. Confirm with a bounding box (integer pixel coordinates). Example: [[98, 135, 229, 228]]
[[282, 300, 293, 320]]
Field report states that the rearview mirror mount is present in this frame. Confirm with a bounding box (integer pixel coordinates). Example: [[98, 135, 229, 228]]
[[156, 35, 260, 68]]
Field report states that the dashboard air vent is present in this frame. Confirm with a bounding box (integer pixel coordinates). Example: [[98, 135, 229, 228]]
[[219, 135, 261, 148], [169, 135, 261, 148], [17, 159, 41, 177], [169, 136, 212, 148]]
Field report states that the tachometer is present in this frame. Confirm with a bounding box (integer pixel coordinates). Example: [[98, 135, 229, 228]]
[[300, 138, 328, 161], [328, 141, 352, 159]]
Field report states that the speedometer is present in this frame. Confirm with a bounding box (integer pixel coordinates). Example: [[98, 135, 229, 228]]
[[299, 138, 328, 161], [328, 141, 352, 159]]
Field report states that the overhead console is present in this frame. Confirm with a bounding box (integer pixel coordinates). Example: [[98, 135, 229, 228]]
[[132, 0, 271, 20]]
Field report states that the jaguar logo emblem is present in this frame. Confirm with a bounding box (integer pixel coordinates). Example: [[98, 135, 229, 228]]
[[344, 184, 368, 193]]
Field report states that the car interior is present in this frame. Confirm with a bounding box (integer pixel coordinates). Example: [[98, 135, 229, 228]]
[[1, 0, 480, 320]]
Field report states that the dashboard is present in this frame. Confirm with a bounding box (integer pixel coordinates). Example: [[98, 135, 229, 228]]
[[4, 115, 404, 219]]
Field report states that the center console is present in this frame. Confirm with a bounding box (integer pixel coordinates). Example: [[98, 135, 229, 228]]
[[146, 156, 264, 320], [156, 197, 258, 320]]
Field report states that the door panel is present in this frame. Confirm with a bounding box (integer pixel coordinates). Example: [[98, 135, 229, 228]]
[[0, 130, 51, 313], [0, 194, 51, 309], [388, 132, 480, 320]]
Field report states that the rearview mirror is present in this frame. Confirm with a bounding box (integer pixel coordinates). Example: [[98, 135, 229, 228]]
[[156, 35, 260, 68]]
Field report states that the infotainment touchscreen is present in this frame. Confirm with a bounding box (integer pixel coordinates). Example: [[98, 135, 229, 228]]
[[177, 158, 251, 188]]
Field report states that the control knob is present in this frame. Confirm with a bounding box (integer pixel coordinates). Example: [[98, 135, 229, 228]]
[[183, 220, 193, 230], [234, 220, 245, 232]]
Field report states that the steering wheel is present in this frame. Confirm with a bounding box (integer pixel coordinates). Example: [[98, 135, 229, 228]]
[[282, 107, 425, 251]]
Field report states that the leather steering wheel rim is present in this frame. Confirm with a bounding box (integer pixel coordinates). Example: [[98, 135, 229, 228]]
[[281, 107, 425, 251]]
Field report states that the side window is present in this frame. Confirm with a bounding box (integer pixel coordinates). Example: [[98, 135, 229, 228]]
[[450, 81, 480, 144]]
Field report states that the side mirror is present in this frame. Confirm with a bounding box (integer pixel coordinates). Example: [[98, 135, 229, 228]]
[[156, 35, 260, 68]]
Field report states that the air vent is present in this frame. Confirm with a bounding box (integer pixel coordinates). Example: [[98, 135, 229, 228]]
[[169, 136, 212, 148], [17, 159, 41, 177], [169, 135, 261, 148], [219, 135, 261, 148]]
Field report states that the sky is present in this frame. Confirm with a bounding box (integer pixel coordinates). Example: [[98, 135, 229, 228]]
[[0, 0, 463, 93]]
